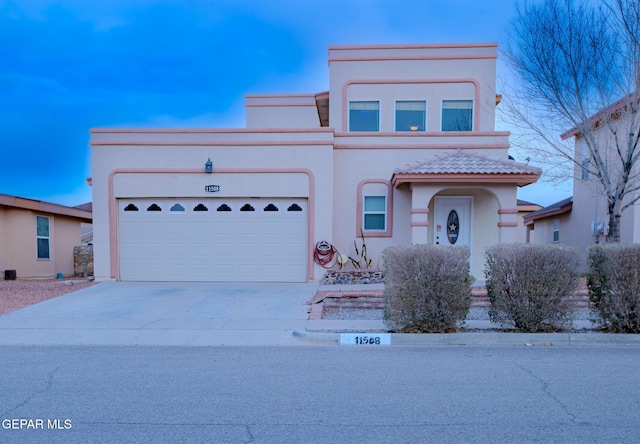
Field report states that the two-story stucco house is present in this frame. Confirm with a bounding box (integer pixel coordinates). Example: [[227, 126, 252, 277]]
[[524, 95, 640, 251], [90, 43, 541, 283]]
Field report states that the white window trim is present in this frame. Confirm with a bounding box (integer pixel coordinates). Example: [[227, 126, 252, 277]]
[[36, 215, 51, 260], [440, 99, 474, 132], [394, 100, 427, 132], [356, 180, 393, 238], [363, 195, 387, 231], [348, 100, 380, 132], [553, 219, 560, 243]]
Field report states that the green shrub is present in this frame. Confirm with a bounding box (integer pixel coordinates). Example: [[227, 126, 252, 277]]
[[383, 245, 472, 333], [484, 244, 581, 332], [587, 244, 640, 333]]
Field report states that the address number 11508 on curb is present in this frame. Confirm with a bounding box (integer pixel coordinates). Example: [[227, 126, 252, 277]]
[[340, 333, 391, 345]]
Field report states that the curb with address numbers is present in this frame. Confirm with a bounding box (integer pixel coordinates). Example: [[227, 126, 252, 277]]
[[339, 333, 391, 345]]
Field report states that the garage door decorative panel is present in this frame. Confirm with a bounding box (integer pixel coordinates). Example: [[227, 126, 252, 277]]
[[118, 198, 307, 282]]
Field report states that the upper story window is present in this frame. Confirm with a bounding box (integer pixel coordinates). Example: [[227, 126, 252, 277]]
[[349, 101, 379, 132], [581, 144, 590, 180], [442, 100, 473, 131], [36, 215, 50, 260], [581, 159, 590, 180], [395, 101, 426, 132]]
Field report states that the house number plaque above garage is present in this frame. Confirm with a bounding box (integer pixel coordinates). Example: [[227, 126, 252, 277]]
[[204, 185, 221, 193]]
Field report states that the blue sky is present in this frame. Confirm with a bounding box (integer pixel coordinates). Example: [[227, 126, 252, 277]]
[[0, 0, 570, 207]]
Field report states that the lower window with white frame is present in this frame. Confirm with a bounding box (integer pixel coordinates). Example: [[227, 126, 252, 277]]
[[363, 195, 386, 231], [553, 218, 560, 242], [36, 215, 50, 259]]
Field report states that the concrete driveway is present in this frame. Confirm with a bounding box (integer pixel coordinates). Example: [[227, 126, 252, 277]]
[[0, 281, 320, 346]]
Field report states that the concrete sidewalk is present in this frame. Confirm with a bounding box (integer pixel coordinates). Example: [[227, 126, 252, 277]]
[[0, 281, 639, 346]]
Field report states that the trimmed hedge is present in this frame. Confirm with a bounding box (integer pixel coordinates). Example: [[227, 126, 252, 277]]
[[588, 244, 640, 333], [383, 245, 472, 333], [484, 244, 581, 332]]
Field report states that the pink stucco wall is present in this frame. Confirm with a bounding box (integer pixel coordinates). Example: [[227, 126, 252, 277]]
[[90, 43, 538, 282]]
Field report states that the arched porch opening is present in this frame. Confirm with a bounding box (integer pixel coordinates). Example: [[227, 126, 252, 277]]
[[409, 184, 511, 281]]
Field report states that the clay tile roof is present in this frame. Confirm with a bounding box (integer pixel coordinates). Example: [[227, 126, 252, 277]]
[[391, 151, 542, 187], [394, 151, 542, 175]]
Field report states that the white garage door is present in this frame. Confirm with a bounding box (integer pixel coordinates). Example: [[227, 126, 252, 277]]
[[118, 198, 308, 282]]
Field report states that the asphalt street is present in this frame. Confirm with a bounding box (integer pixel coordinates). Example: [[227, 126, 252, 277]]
[[2, 345, 639, 443]]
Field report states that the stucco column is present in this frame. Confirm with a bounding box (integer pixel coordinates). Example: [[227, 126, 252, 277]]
[[410, 185, 436, 245], [495, 187, 519, 243], [497, 208, 518, 243]]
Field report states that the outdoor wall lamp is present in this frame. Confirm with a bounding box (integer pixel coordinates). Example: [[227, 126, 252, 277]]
[[205, 158, 213, 173]]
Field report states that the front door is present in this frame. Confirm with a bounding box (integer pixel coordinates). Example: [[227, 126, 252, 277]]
[[434, 197, 472, 248]]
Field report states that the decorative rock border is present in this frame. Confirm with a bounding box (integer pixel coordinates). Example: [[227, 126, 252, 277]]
[[320, 269, 384, 285], [307, 284, 590, 321]]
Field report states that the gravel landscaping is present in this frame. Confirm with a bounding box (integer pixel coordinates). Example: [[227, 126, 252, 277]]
[[322, 307, 597, 322], [322, 305, 604, 334], [0, 279, 95, 316]]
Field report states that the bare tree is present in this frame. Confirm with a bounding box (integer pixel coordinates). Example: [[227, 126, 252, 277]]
[[501, 0, 640, 242]]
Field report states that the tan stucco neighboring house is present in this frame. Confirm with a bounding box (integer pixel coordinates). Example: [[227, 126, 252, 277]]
[[74, 202, 94, 244], [522, 196, 573, 246], [90, 43, 541, 283], [0, 194, 93, 279], [516, 199, 542, 243]]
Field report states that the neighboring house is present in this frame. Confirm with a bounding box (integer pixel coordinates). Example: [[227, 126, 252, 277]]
[[74, 202, 94, 244], [525, 95, 640, 252], [0, 194, 93, 279], [90, 43, 541, 283], [516, 199, 542, 243], [80, 227, 93, 245], [569, 103, 640, 249], [523, 196, 573, 246]]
